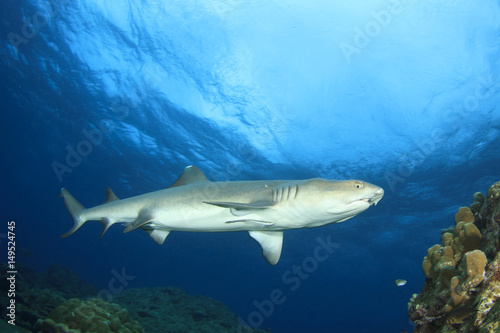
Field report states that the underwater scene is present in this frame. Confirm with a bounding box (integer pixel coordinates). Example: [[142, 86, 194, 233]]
[[1, 0, 500, 332]]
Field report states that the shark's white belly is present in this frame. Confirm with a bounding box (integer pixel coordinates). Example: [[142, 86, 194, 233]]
[[151, 203, 306, 232], [88, 202, 299, 232]]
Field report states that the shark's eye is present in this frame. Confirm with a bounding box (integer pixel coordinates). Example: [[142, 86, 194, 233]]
[[355, 181, 364, 189]]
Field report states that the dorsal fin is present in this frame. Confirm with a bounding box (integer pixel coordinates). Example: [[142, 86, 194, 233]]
[[104, 187, 119, 203], [170, 166, 209, 188]]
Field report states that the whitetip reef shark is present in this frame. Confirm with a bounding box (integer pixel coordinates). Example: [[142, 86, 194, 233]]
[[60, 166, 384, 265]]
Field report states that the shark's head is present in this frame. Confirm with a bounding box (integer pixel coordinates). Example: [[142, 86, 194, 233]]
[[332, 179, 384, 209], [295, 178, 384, 226]]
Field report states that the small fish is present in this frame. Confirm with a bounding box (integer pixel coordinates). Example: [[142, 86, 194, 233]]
[[395, 279, 407, 286]]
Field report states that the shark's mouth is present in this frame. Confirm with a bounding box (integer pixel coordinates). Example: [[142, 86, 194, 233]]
[[360, 198, 374, 205], [344, 199, 371, 211], [344, 189, 384, 210], [366, 188, 384, 206], [355, 188, 384, 207]]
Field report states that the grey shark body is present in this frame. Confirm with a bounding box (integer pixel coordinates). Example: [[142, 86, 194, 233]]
[[60, 166, 384, 264]]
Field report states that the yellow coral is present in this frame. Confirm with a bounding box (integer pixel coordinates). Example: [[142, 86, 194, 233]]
[[455, 206, 475, 224], [428, 244, 441, 258], [462, 223, 482, 252], [450, 221, 481, 258], [421, 205, 486, 316], [422, 217, 482, 279], [455, 222, 465, 236], [447, 249, 487, 309], [411, 184, 500, 329], [422, 244, 448, 278], [462, 250, 487, 289], [422, 258, 432, 278], [437, 247, 455, 276], [437, 265, 458, 290], [441, 232, 453, 246], [464, 223, 481, 239], [450, 276, 466, 306]]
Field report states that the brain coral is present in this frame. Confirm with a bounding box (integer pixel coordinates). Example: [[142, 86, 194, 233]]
[[36, 298, 144, 333]]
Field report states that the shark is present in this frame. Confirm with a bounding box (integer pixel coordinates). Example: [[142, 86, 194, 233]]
[[60, 166, 384, 265]]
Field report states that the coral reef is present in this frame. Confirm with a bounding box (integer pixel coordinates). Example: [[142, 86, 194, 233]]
[[36, 298, 144, 333], [421, 207, 482, 284], [112, 286, 271, 333], [469, 192, 485, 215], [0, 263, 271, 332], [454, 207, 475, 224], [0, 264, 98, 330], [409, 181, 500, 332], [0, 318, 32, 333]]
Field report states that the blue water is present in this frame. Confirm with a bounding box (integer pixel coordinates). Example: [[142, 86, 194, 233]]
[[1, 0, 500, 332]]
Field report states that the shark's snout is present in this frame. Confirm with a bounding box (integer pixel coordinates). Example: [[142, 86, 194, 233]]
[[368, 187, 384, 206], [338, 186, 384, 212]]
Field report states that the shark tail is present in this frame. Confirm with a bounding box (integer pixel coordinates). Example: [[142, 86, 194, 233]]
[[59, 188, 86, 238]]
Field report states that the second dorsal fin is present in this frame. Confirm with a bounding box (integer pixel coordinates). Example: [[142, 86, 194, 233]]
[[170, 166, 209, 188]]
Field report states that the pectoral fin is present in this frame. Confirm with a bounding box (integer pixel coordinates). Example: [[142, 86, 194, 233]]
[[123, 210, 155, 233], [204, 200, 275, 217], [203, 200, 274, 209], [249, 230, 283, 265]]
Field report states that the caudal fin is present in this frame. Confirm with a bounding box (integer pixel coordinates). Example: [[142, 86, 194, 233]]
[[59, 188, 86, 238]]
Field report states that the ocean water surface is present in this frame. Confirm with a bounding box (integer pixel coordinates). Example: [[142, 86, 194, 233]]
[[1, 0, 500, 332]]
